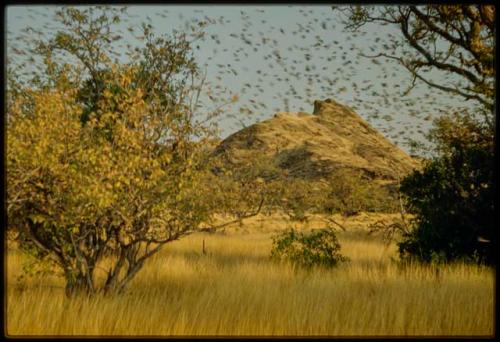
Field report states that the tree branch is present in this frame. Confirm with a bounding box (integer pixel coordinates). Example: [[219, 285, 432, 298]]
[[409, 6, 467, 51], [200, 196, 265, 233], [400, 18, 482, 86]]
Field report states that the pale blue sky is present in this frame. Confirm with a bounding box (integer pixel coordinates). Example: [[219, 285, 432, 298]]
[[5, 5, 478, 154]]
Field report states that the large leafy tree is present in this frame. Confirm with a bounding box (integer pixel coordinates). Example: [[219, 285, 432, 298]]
[[337, 5, 495, 264], [6, 6, 219, 296]]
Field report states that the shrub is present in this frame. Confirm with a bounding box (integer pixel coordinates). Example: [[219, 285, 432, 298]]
[[270, 228, 349, 268]]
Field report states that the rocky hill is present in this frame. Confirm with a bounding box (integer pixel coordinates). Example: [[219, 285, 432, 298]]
[[214, 99, 420, 181]]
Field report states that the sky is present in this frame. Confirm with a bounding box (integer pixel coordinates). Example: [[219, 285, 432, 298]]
[[5, 5, 479, 155]]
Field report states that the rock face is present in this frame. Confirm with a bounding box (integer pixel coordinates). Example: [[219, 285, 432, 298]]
[[214, 99, 420, 181]]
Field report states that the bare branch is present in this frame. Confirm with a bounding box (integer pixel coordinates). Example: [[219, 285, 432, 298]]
[[200, 196, 265, 233], [409, 6, 466, 50]]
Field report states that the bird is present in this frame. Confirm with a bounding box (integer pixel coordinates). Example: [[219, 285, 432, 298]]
[[7, 4, 474, 155]]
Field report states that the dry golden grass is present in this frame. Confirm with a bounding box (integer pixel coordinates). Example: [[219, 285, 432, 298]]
[[5, 215, 495, 336]]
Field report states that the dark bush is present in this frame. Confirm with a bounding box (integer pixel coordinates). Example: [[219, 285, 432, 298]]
[[398, 114, 494, 265]]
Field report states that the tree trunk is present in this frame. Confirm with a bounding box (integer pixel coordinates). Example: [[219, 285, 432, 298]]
[[64, 272, 93, 298]]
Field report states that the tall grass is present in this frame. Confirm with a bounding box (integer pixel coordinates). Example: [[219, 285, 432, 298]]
[[6, 228, 495, 336]]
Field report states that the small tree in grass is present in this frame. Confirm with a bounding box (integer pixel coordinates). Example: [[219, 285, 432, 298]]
[[270, 228, 349, 269]]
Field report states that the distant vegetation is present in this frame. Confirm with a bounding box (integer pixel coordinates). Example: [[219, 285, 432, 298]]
[[213, 148, 400, 221]]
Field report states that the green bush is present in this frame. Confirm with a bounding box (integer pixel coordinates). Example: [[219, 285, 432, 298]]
[[270, 228, 349, 268]]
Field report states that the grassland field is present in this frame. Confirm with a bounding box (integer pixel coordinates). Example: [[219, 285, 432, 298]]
[[5, 212, 495, 336]]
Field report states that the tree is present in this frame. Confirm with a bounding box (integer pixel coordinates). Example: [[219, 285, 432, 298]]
[[6, 6, 218, 297], [337, 5, 495, 265], [398, 113, 494, 264]]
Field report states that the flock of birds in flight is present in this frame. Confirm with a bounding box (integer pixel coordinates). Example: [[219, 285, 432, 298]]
[[9, 6, 475, 152]]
